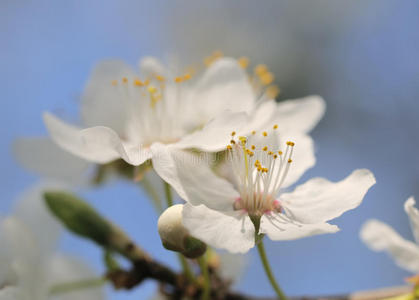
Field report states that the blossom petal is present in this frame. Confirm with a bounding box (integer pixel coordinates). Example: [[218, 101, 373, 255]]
[[192, 58, 255, 122], [151, 144, 238, 209], [260, 213, 339, 241], [404, 197, 419, 244], [81, 60, 136, 135], [13, 137, 90, 182], [174, 110, 248, 152], [182, 204, 255, 253], [272, 95, 326, 134], [360, 219, 419, 273], [13, 182, 63, 253], [44, 113, 151, 165], [138, 56, 168, 78], [46, 255, 104, 300], [281, 169, 375, 223]]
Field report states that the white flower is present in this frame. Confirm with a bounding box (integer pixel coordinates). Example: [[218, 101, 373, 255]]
[[361, 197, 419, 273], [0, 183, 104, 300], [164, 129, 375, 253], [40, 55, 325, 197]]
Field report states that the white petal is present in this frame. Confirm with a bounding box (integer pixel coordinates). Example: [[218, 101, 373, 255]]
[[13, 182, 63, 253], [360, 219, 419, 273], [46, 255, 104, 300], [44, 113, 151, 165], [404, 197, 419, 244], [182, 204, 255, 253], [218, 252, 248, 282], [151, 145, 239, 210], [174, 110, 248, 152], [272, 95, 326, 134], [81, 60, 136, 135], [281, 169, 376, 223], [13, 137, 90, 183], [260, 213, 339, 241], [138, 56, 168, 78], [192, 58, 255, 122]]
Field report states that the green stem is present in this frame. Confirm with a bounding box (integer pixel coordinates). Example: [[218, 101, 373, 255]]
[[257, 240, 288, 300], [163, 180, 195, 283], [163, 181, 173, 207], [49, 277, 106, 295], [198, 256, 210, 300]]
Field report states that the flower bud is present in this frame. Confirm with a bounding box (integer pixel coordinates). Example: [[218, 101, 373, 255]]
[[158, 204, 206, 258]]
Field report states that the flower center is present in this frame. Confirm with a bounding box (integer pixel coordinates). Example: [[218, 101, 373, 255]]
[[226, 128, 294, 216]]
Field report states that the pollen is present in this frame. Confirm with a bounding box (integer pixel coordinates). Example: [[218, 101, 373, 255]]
[[134, 79, 144, 86], [231, 131, 236, 136], [238, 56, 249, 69], [122, 77, 128, 83], [183, 73, 192, 81], [288, 159, 293, 163], [260, 72, 274, 85], [111, 80, 118, 86], [148, 86, 157, 93], [262, 146, 268, 151], [262, 131, 268, 137], [251, 130, 256, 135], [254, 64, 268, 75], [278, 151, 283, 155], [174, 76, 183, 83], [286, 141, 295, 147], [273, 124, 278, 130], [226, 145, 232, 150], [273, 154, 278, 159], [239, 136, 247, 144], [155, 75, 165, 81], [230, 140, 236, 144], [144, 79, 150, 86], [251, 145, 256, 150], [268, 151, 273, 155]]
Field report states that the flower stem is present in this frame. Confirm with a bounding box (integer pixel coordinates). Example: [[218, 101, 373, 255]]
[[257, 240, 288, 300], [198, 256, 210, 300], [163, 180, 195, 283], [49, 277, 106, 295]]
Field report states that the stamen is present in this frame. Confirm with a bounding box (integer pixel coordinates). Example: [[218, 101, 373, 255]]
[[238, 56, 249, 69], [251, 130, 256, 135], [122, 77, 128, 83], [231, 131, 236, 136], [134, 79, 144, 86], [262, 131, 268, 137], [273, 124, 278, 130], [111, 80, 118, 86]]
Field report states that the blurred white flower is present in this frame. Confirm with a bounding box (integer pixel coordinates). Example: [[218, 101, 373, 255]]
[[41, 55, 325, 195], [0, 183, 104, 300], [165, 129, 375, 253], [361, 197, 419, 273]]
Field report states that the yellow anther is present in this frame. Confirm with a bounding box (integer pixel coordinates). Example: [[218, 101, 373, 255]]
[[134, 79, 144, 86], [262, 131, 268, 137], [183, 73, 192, 80], [286, 141, 295, 147], [122, 77, 128, 83], [174, 76, 183, 83], [278, 151, 283, 155], [212, 50, 223, 59], [238, 56, 249, 69], [263, 168, 269, 173], [251, 130, 256, 135], [226, 145, 232, 150], [262, 146, 268, 151], [231, 131, 236, 136], [251, 145, 256, 150], [288, 159, 293, 163], [260, 72, 274, 86], [255, 159, 260, 165], [268, 151, 273, 155], [144, 79, 150, 86], [273, 124, 278, 130], [148, 86, 157, 93], [273, 154, 278, 159], [230, 140, 236, 144], [111, 80, 118, 86], [254, 64, 268, 75], [257, 167, 262, 172], [239, 136, 247, 144], [155, 75, 165, 81], [266, 85, 280, 99], [249, 151, 254, 157]]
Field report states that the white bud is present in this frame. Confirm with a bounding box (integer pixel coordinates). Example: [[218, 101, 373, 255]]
[[158, 204, 206, 258]]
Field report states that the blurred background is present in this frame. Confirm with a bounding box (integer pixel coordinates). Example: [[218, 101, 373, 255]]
[[1, 0, 419, 298]]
